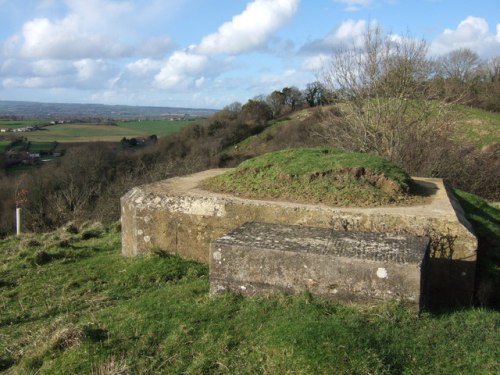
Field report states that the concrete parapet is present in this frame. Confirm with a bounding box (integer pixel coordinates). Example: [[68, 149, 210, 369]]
[[121, 169, 477, 307]]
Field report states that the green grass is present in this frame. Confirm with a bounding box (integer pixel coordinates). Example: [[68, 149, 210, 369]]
[[27, 141, 57, 153], [6, 143, 25, 151], [0, 140, 55, 153], [0, 206, 499, 373], [203, 147, 422, 207], [222, 118, 290, 158], [454, 106, 500, 148], [0, 120, 46, 129], [226, 105, 500, 161], [116, 119, 193, 136], [22, 120, 191, 143], [25, 124, 138, 142], [0, 141, 10, 153], [454, 189, 500, 307]]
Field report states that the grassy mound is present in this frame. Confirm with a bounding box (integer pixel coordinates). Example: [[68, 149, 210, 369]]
[[204, 147, 419, 206]]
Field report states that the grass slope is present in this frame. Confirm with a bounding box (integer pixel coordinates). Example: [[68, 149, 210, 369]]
[[225, 105, 500, 161], [0, 193, 499, 374], [454, 106, 500, 148], [454, 189, 500, 307], [204, 147, 421, 207]]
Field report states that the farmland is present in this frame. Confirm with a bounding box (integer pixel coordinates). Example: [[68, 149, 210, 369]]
[[0, 119, 194, 171], [0, 119, 193, 143], [0, 119, 47, 129]]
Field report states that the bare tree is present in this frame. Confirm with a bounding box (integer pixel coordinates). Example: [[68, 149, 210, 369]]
[[433, 48, 482, 104], [484, 56, 500, 82], [478, 56, 500, 111], [437, 48, 480, 82], [319, 25, 454, 172]]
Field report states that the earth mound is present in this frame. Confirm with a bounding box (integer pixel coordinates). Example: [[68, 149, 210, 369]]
[[202, 147, 423, 207]]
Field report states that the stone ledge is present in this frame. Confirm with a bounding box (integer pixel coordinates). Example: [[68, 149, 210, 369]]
[[210, 222, 430, 306], [121, 169, 477, 307], [215, 222, 430, 263]]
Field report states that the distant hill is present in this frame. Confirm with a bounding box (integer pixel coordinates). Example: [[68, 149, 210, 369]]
[[0, 100, 218, 120]]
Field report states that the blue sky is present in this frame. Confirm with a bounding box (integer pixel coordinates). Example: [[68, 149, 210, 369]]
[[0, 0, 499, 109]]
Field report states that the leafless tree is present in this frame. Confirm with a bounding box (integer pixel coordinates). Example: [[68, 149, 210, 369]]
[[437, 48, 481, 82], [432, 48, 482, 104], [319, 25, 454, 172]]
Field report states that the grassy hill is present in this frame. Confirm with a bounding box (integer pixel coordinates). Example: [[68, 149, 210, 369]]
[[0, 192, 499, 374], [452, 106, 500, 148], [223, 104, 500, 161]]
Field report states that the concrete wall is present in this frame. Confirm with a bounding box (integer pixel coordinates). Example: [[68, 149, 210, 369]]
[[121, 169, 477, 307]]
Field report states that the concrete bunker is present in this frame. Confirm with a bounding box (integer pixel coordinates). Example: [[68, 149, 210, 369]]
[[121, 167, 477, 308]]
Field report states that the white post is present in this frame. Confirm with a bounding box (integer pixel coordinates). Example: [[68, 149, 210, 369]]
[[16, 207, 21, 237]]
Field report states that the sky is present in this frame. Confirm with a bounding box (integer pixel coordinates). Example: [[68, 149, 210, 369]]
[[0, 0, 499, 109]]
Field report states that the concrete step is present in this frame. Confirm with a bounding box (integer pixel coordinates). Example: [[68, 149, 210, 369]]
[[210, 222, 430, 307]]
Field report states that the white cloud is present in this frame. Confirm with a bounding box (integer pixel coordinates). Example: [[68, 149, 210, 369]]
[[2, 75, 68, 89], [195, 77, 206, 88], [74, 59, 110, 82], [126, 59, 165, 76], [20, 16, 131, 59], [65, 0, 135, 30], [1, 57, 118, 90], [154, 51, 209, 89], [12, 0, 177, 60], [239, 68, 312, 96], [259, 68, 297, 85], [139, 36, 174, 57], [1, 58, 75, 81], [300, 19, 371, 54], [335, 0, 373, 12], [302, 54, 329, 71], [430, 16, 500, 57], [32, 60, 74, 76], [196, 0, 299, 55], [1, 35, 21, 58], [1, 58, 32, 76]]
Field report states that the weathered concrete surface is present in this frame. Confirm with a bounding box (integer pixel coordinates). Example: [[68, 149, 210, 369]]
[[210, 222, 429, 305], [121, 169, 477, 307]]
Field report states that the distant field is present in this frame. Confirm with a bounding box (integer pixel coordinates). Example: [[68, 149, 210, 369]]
[[24, 119, 192, 142], [117, 119, 192, 135], [29, 141, 58, 152], [0, 140, 58, 154], [0, 119, 47, 129]]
